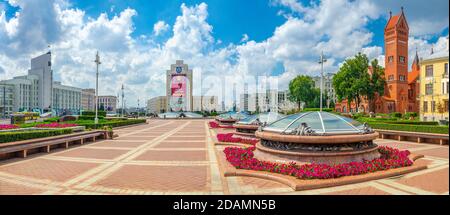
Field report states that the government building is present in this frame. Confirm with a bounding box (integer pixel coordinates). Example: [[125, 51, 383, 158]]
[[0, 52, 82, 115]]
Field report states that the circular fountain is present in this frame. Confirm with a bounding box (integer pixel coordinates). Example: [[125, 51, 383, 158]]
[[233, 112, 285, 137], [215, 111, 249, 126], [254, 111, 379, 164]]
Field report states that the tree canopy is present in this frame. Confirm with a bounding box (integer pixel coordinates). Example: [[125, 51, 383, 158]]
[[333, 53, 385, 113], [288, 75, 317, 109]]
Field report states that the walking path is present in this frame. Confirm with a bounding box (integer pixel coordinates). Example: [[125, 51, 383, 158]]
[[0, 119, 448, 195]]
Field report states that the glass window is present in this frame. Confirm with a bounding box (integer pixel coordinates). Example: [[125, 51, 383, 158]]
[[287, 112, 323, 132], [267, 113, 304, 130], [388, 56, 394, 63], [388, 75, 394, 81], [431, 101, 436, 112], [321, 112, 358, 132], [399, 75, 406, 81], [426, 65, 433, 77], [423, 101, 428, 112], [445, 63, 448, 75], [399, 56, 406, 63], [425, 84, 433, 95]]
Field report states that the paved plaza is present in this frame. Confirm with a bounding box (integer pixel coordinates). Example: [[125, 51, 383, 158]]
[[0, 119, 448, 195]]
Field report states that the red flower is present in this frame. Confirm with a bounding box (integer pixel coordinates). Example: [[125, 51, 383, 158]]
[[217, 133, 258, 145], [223, 146, 413, 180], [36, 123, 78, 128], [0, 124, 19, 130]]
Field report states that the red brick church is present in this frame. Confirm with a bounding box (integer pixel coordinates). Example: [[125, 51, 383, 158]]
[[335, 8, 420, 114]]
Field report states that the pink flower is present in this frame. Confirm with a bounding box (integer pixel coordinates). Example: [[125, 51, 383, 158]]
[[223, 146, 413, 180], [36, 123, 78, 128], [0, 124, 19, 130], [217, 133, 258, 145]]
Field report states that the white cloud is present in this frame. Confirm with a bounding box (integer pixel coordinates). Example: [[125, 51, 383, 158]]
[[153, 20, 169, 36], [240, 34, 249, 43], [0, 0, 448, 108]]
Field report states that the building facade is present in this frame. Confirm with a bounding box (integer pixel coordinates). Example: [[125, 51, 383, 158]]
[[166, 60, 193, 112], [81, 88, 95, 111], [192, 96, 219, 112], [147, 96, 167, 114], [98, 96, 117, 113], [419, 40, 449, 122], [0, 83, 14, 118], [335, 8, 420, 114], [239, 90, 297, 113], [312, 73, 337, 108], [53, 82, 82, 115], [0, 52, 82, 115]]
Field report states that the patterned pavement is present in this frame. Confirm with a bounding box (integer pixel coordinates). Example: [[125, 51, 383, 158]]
[[0, 119, 448, 195]]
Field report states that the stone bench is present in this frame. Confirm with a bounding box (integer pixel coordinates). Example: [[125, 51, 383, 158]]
[[0, 130, 106, 159], [376, 129, 449, 145]]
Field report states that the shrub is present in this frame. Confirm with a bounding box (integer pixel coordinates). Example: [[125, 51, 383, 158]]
[[81, 110, 106, 117], [404, 112, 418, 119], [60, 115, 77, 122], [390, 112, 402, 118], [0, 129, 73, 143], [11, 114, 25, 124], [367, 122, 448, 134], [43, 117, 60, 123]]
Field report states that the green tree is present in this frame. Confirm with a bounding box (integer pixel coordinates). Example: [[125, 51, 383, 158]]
[[288, 75, 316, 109], [363, 59, 386, 113], [333, 53, 370, 112]]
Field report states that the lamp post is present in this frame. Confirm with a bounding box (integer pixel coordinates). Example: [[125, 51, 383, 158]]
[[121, 84, 125, 117], [318, 51, 327, 112], [137, 98, 140, 118], [94, 51, 101, 124]]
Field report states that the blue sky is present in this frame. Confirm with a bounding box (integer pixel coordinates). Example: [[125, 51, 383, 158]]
[[0, 0, 448, 107]]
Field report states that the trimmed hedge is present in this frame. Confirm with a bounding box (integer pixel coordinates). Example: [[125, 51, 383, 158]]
[[0, 129, 73, 143], [43, 117, 60, 123], [81, 110, 106, 117], [78, 115, 105, 121], [74, 119, 146, 129], [367, 122, 449, 134], [302, 108, 334, 112], [358, 117, 439, 126]]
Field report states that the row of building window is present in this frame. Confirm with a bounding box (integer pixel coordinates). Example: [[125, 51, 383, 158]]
[[425, 63, 449, 77], [387, 56, 406, 63], [425, 82, 450, 95], [388, 75, 406, 81], [423, 100, 449, 113]]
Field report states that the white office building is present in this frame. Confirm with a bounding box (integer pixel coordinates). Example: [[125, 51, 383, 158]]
[[0, 52, 82, 115], [240, 90, 297, 113], [312, 73, 337, 108], [0, 83, 15, 118]]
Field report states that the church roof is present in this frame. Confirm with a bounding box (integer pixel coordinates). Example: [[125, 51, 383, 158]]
[[386, 15, 400, 29], [408, 70, 419, 84]]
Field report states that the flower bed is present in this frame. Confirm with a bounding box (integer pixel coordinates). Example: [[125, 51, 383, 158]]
[[36, 122, 78, 128], [223, 146, 413, 180], [209, 121, 234, 129], [0, 124, 19, 130], [217, 133, 258, 145]]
